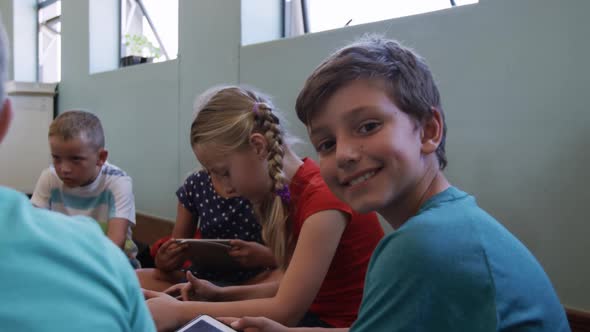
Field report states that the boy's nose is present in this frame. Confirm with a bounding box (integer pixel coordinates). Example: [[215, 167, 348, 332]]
[[60, 164, 72, 173], [336, 143, 360, 169]]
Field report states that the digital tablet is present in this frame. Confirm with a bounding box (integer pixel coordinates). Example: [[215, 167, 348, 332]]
[[176, 239, 232, 247], [176, 314, 237, 332], [175, 239, 241, 272]]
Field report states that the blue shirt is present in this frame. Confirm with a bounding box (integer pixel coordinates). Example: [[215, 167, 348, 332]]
[[0, 186, 155, 331], [351, 187, 569, 332]]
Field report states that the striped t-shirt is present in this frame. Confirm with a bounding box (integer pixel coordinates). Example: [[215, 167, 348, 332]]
[[31, 162, 138, 263]]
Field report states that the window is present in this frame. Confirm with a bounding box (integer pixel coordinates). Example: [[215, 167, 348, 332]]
[[120, 0, 178, 66], [37, 0, 61, 82], [284, 0, 478, 37]]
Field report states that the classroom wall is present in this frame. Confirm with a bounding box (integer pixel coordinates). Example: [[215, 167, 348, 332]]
[[41, 0, 590, 310]]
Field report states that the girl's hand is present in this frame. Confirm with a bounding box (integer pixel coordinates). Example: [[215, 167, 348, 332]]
[[143, 289, 185, 332], [164, 271, 222, 302], [220, 316, 290, 332], [154, 239, 188, 272], [162, 281, 188, 299], [228, 240, 276, 268]]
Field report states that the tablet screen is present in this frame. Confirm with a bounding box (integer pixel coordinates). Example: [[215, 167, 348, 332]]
[[182, 320, 226, 332], [176, 315, 237, 332]]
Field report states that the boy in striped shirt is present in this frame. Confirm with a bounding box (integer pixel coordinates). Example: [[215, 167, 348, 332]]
[[32, 110, 139, 267]]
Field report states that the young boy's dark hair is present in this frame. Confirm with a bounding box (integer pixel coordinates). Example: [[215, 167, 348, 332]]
[[296, 35, 447, 169]]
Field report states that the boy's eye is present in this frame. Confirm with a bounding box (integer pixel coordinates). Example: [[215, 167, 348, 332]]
[[358, 121, 381, 134], [315, 140, 336, 154]]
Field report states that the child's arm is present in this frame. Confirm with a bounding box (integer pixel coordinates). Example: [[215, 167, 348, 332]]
[[107, 175, 135, 250], [164, 271, 280, 302], [30, 168, 52, 208], [172, 202, 197, 238], [154, 203, 195, 271], [223, 316, 348, 332], [107, 217, 129, 249], [228, 239, 277, 268], [146, 209, 349, 329]]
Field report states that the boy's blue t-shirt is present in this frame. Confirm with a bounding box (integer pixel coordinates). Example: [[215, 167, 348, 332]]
[[351, 186, 570, 332], [0, 186, 155, 331]]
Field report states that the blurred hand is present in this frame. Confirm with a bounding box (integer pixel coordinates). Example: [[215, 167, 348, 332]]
[[228, 239, 276, 268], [220, 316, 290, 332], [143, 289, 184, 332], [164, 271, 222, 302], [154, 239, 188, 272]]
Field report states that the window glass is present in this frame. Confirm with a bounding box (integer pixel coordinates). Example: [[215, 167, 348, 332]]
[[38, 0, 61, 82], [306, 0, 478, 33], [120, 0, 178, 65]]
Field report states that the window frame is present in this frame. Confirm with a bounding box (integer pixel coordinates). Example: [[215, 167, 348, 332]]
[[284, 0, 466, 37]]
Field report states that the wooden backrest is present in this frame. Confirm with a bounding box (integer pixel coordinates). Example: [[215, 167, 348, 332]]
[[133, 212, 174, 246], [567, 308, 590, 332]]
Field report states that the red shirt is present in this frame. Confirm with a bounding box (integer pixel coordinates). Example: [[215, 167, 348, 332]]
[[289, 158, 384, 327]]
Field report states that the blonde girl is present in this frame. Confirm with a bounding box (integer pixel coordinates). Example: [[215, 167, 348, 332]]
[[143, 86, 383, 332]]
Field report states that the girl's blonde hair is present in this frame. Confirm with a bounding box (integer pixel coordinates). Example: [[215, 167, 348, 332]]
[[190, 86, 292, 267]]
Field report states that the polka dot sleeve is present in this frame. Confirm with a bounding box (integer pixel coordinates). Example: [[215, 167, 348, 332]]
[[175, 171, 206, 216]]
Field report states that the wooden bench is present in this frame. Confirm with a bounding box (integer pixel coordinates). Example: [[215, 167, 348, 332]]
[[567, 307, 590, 332], [133, 212, 175, 246]]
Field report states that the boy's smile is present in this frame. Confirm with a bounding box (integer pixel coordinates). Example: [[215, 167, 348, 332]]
[[309, 79, 427, 219], [340, 168, 380, 188], [49, 136, 106, 188]]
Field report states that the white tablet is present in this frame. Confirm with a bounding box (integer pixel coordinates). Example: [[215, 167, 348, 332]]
[[176, 239, 232, 247], [176, 314, 237, 332]]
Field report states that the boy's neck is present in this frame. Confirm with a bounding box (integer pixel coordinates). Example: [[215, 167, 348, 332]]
[[79, 164, 103, 187], [380, 165, 450, 230], [281, 147, 304, 184]]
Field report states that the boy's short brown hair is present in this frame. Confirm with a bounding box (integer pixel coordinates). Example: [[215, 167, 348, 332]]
[[296, 36, 447, 169], [49, 110, 105, 149]]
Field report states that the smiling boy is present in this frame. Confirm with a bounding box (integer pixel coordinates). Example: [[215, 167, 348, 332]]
[[297, 36, 570, 332], [230, 36, 570, 332]]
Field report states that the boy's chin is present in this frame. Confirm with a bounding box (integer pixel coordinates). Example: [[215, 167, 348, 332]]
[[60, 178, 86, 188], [351, 203, 379, 215], [61, 180, 80, 188], [345, 196, 383, 215]]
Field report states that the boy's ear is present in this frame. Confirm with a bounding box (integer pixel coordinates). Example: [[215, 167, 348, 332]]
[[97, 148, 108, 167], [249, 133, 269, 160], [420, 106, 444, 154]]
